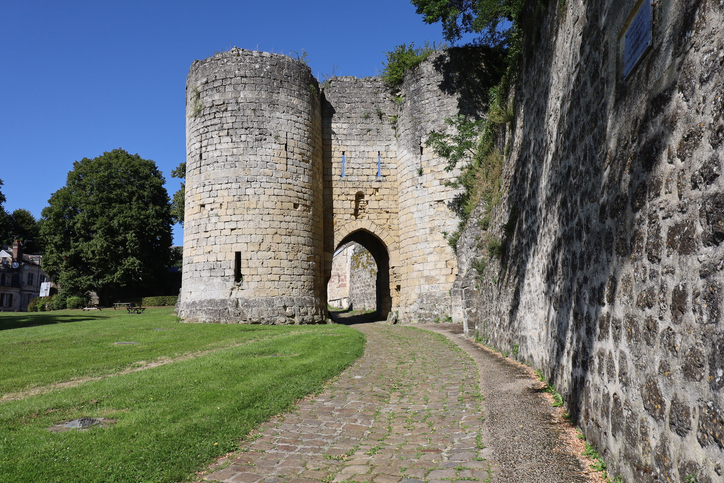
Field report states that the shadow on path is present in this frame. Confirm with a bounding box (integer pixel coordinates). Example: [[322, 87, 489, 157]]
[[328, 308, 384, 325]]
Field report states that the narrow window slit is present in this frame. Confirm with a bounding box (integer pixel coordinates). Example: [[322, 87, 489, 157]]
[[234, 252, 243, 283]]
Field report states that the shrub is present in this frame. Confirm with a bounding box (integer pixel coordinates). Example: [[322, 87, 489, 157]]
[[27, 298, 41, 312], [66, 295, 88, 309], [487, 238, 505, 258], [141, 296, 178, 307], [381, 42, 441, 87]]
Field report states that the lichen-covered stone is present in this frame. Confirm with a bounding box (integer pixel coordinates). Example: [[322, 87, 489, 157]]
[[668, 393, 692, 437], [660, 326, 679, 355], [636, 286, 657, 310], [671, 282, 688, 324], [709, 335, 724, 391], [666, 221, 697, 255], [699, 193, 724, 246], [693, 282, 721, 325], [643, 316, 658, 347], [641, 377, 666, 422], [697, 401, 724, 450], [611, 393, 624, 438], [653, 435, 675, 482], [683, 345, 706, 382]]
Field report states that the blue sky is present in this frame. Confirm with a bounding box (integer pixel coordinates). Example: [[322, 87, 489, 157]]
[[0, 0, 457, 246]]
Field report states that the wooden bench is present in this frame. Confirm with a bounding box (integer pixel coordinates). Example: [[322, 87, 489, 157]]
[[127, 307, 145, 314], [83, 305, 101, 311], [113, 302, 131, 310]]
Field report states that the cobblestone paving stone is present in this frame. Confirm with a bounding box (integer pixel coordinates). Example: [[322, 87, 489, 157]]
[[200, 322, 487, 483], [199, 321, 587, 483]]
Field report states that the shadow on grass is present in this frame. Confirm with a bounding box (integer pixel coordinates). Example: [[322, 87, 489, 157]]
[[0, 313, 111, 331], [329, 308, 384, 325]]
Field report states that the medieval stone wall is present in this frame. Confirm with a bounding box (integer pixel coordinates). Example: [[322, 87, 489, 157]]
[[179, 49, 325, 324], [327, 243, 352, 309], [179, 48, 483, 325], [322, 77, 401, 313], [395, 51, 486, 323], [349, 243, 378, 311], [455, 0, 724, 480]]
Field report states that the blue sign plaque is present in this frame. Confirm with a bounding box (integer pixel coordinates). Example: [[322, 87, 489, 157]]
[[624, 0, 653, 78]]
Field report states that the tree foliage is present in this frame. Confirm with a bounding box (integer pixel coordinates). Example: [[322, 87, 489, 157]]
[[170, 161, 186, 226], [427, 115, 502, 219], [0, 179, 9, 245], [411, 0, 522, 46], [8, 209, 42, 253], [40, 149, 173, 303]]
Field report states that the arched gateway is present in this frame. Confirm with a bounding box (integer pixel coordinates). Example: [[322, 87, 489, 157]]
[[177, 48, 478, 324]]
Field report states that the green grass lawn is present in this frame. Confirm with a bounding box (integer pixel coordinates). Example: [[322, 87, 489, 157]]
[[0, 308, 366, 482]]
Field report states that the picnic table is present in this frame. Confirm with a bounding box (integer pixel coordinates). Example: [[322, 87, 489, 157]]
[[113, 302, 131, 310], [127, 306, 145, 314]]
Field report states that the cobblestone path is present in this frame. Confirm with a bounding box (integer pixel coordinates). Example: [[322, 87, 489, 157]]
[[199, 321, 587, 483]]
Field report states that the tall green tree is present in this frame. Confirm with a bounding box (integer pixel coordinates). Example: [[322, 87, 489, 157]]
[[40, 149, 173, 304], [170, 161, 186, 226], [0, 179, 9, 246], [411, 0, 522, 46], [8, 209, 42, 253]]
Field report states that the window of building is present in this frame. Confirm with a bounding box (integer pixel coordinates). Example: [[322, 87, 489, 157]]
[[27, 272, 34, 286]]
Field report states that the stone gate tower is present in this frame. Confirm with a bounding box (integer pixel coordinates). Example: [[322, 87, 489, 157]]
[[180, 50, 326, 323], [178, 47, 488, 324]]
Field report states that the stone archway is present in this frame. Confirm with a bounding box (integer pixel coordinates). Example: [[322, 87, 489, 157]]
[[333, 228, 393, 319]]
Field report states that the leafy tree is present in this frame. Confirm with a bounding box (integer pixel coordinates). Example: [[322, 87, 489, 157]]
[[170, 161, 186, 226], [411, 0, 522, 46], [40, 149, 173, 304], [8, 209, 43, 253], [0, 179, 9, 245]]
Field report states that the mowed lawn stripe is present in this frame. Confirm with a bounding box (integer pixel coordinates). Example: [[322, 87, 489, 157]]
[[1, 308, 294, 395], [0, 310, 365, 483]]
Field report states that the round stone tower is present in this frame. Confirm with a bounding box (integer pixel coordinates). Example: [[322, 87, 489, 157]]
[[178, 49, 325, 324]]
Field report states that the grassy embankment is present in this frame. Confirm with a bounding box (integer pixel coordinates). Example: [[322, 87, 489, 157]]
[[0, 307, 365, 482]]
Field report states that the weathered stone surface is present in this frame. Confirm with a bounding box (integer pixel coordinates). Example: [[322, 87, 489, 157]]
[[668, 394, 692, 437], [671, 282, 688, 324], [692, 282, 721, 325], [683, 345, 706, 382], [641, 377, 666, 422], [178, 47, 486, 324], [697, 401, 724, 450], [454, 1, 724, 480], [709, 336, 724, 391], [666, 221, 697, 256], [699, 193, 724, 246]]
